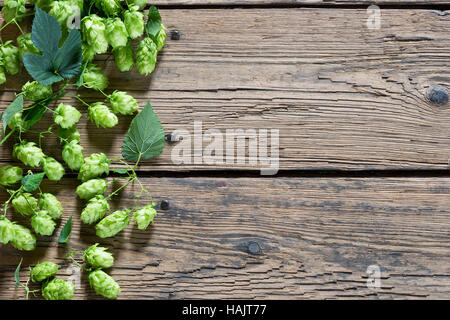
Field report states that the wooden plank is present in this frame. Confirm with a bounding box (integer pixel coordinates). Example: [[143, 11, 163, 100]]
[[3, 9, 450, 171], [0, 177, 448, 299]]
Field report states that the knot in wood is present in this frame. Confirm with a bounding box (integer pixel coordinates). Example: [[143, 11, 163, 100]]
[[428, 87, 448, 105], [248, 241, 262, 255]]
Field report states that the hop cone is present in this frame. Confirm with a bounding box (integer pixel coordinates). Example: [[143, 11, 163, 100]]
[[39, 193, 63, 220], [0, 66, 6, 85], [82, 63, 109, 91], [2, 0, 26, 23], [17, 33, 40, 56], [110, 91, 139, 115], [132, 205, 157, 230], [62, 140, 84, 171], [31, 210, 56, 236], [156, 25, 167, 51], [76, 178, 107, 200], [124, 7, 144, 39], [54, 103, 82, 129], [88, 103, 118, 128], [96, 209, 130, 238], [12, 193, 38, 216], [30, 262, 58, 283], [136, 37, 157, 76], [105, 17, 128, 49], [10, 223, 36, 251], [82, 14, 108, 54], [88, 270, 120, 299], [42, 157, 65, 181], [0, 42, 20, 75], [42, 278, 75, 300], [80, 195, 109, 224], [128, 0, 146, 10], [0, 217, 14, 244], [22, 81, 53, 102], [77, 152, 110, 182], [96, 0, 121, 17], [0, 165, 22, 187], [49, 0, 82, 30], [112, 40, 134, 72], [83, 243, 114, 269], [13, 141, 45, 167], [8, 112, 26, 131], [58, 126, 81, 144]]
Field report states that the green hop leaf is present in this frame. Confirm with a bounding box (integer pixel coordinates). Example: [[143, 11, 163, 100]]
[[122, 100, 165, 162], [76, 178, 107, 200], [14, 258, 22, 288], [58, 215, 72, 244], [88, 269, 120, 299], [30, 261, 58, 283], [95, 209, 130, 238], [39, 193, 63, 219], [132, 205, 157, 230], [21, 172, 45, 192], [12, 192, 39, 216], [83, 243, 114, 269], [110, 91, 139, 115], [80, 195, 109, 224], [54, 103, 82, 129], [42, 278, 75, 300], [145, 6, 162, 42], [0, 165, 23, 187], [2, 95, 23, 136], [31, 210, 56, 236], [88, 103, 118, 128]]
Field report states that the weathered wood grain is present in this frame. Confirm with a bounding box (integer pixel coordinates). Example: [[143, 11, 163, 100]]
[[0, 177, 448, 299], [2, 9, 450, 171]]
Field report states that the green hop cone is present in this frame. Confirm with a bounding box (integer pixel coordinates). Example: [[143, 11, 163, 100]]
[[39, 193, 63, 220], [42, 278, 75, 300], [29, 0, 54, 12], [128, 0, 146, 10], [11, 223, 36, 251], [17, 33, 40, 56], [12, 193, 38, 216], [22, 81, 53, 102], [156, 25, 167, 51], [30, 262, 58, 283], [88, 270, 120, 299], [78, 153, 110, 182], [54, 103, 82, 129], [88, 103, 118, 128], [0, 217, 14, 244], [0, 42, 20, 75], [80, 195, 109, 224], [0, 165, 23, 187], [8, 112, 26, 131], [2, 0, 26, 23], [132, 205, 157, 231], [76, 178, 107, 200], [62, 140, 84, 171], [112, 40, 134, 72], [82, 63, 109, 91], [58, 126, 81, 144], [82, 14, 108, 54], [82, 43, 96, 62], [136, 37, 157, 76], [96, 0, 121, 16], [105, 18, 128, 49], [49, 0, 81, 29], [110, 90, 139, 115], [13, 141, 45, 167], [83, 243, 114, 269], [31, 210, 56, 236], [96, 209, 130, 238], [124, 7, 144, 39], [0, 66, 6, 85], [42, 157, 65, 181]]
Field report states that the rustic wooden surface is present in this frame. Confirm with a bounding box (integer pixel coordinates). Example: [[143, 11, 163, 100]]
[[0, 177, 449, 299], [1, 1, 450, 300]]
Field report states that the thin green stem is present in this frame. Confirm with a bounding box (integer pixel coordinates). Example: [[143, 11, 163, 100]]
[[74, 95, 91, 107], [13, 19, 24, 36], [0, 128, 16, 146]]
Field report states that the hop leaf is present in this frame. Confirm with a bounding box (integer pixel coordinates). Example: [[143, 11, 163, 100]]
[[95, 209, 130, 238], [80, 195, 109, 224]]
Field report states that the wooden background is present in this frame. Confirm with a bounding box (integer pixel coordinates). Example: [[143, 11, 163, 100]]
[[1, 0, 450, 299]]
